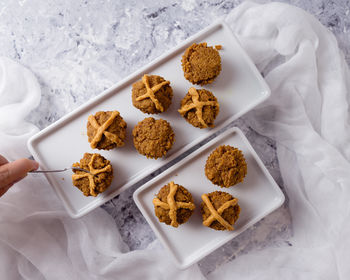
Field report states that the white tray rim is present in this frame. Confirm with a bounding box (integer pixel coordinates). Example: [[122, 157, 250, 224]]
[[133, 126, 285, 269], [27, 20, 271, 218]]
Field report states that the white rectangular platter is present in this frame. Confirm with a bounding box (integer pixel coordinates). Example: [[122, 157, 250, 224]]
[[133, 127, 285, 269], [27, 20, 270, 218]]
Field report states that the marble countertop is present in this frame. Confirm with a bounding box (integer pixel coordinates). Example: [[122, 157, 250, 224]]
[[1, 0, 349, 276]]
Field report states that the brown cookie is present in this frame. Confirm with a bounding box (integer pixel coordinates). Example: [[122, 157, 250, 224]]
[[132, 74, 173, 114], [205, 145, 247, 188], [87, 110, 127, 150], [201, 191, 240, 231], [181, 42, 221, 85], [153, 181, 195, 227], [132, 117, 175, 159], [178, 87, 219, 129], [72, 153, 113, 197]]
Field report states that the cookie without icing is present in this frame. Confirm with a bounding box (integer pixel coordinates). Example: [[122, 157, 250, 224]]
[[205, 145, 247, 188], [132, 117, 175, 159], [181, 42, 222, 85]]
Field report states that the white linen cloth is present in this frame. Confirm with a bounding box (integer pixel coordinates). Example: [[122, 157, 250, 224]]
[[0, 55, 204, 280], [0, 1, 349, 279]]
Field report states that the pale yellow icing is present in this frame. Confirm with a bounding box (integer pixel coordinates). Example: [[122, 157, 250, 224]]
[[135, 74, 170, 112], [72, 154, 112, 197], [152, 181, 195, 227], [88, 111, 122, 149], [201, 193, 238, 231], [178, 87, 219, 128]]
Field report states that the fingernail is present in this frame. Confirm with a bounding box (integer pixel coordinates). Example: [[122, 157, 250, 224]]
[[31, 161, 39, 170]]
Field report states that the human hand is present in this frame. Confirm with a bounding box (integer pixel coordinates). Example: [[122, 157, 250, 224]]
[[0, 155, 39, 197]]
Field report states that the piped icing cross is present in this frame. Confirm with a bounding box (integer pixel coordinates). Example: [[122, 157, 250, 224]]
[[88, 111, 123, 149], [72, 154, 112, 197], [178, 87, 219, 128], [152, 181, 195, 227], [136, 74, 170, 112], [201, 193, 238, 231]]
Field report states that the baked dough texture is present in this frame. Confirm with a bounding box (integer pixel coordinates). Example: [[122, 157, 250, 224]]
[[153, 181, 195, 227], [181, 42, 221, 85], [132, 74, 173, 114], [201, 191, 240, 231], [205, 145, 247, 187], [87, 110, 127, 150], [132, 117, 175, 159], [178, 87, 219, 129], [72, 153, 113, 197]]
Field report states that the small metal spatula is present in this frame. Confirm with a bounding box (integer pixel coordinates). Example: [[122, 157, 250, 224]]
[[29, 167, 91, 174]]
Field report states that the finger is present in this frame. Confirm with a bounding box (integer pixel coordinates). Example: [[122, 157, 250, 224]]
[[0, 155, 9, 166], [0, 184, 12, 197], [0, 158, 39, 188], [0, 172, 29, 197]]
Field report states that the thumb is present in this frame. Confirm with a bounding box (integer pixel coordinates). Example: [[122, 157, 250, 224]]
[[0, 158, 39, 190], [0, 155, 9, 166]]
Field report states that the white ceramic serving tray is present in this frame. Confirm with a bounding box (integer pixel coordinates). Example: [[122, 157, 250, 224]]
[[27, 20, 270, 218], [133, 127, 285, 269]]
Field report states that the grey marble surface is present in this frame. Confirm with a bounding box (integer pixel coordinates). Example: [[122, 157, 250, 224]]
[[1, 0, 349, 276]]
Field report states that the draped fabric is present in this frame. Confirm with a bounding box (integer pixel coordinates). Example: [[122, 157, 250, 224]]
[[1, 2, 349, 279]]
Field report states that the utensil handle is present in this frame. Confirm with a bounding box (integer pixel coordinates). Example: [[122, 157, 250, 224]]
[[29, 168, 69, 173]]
